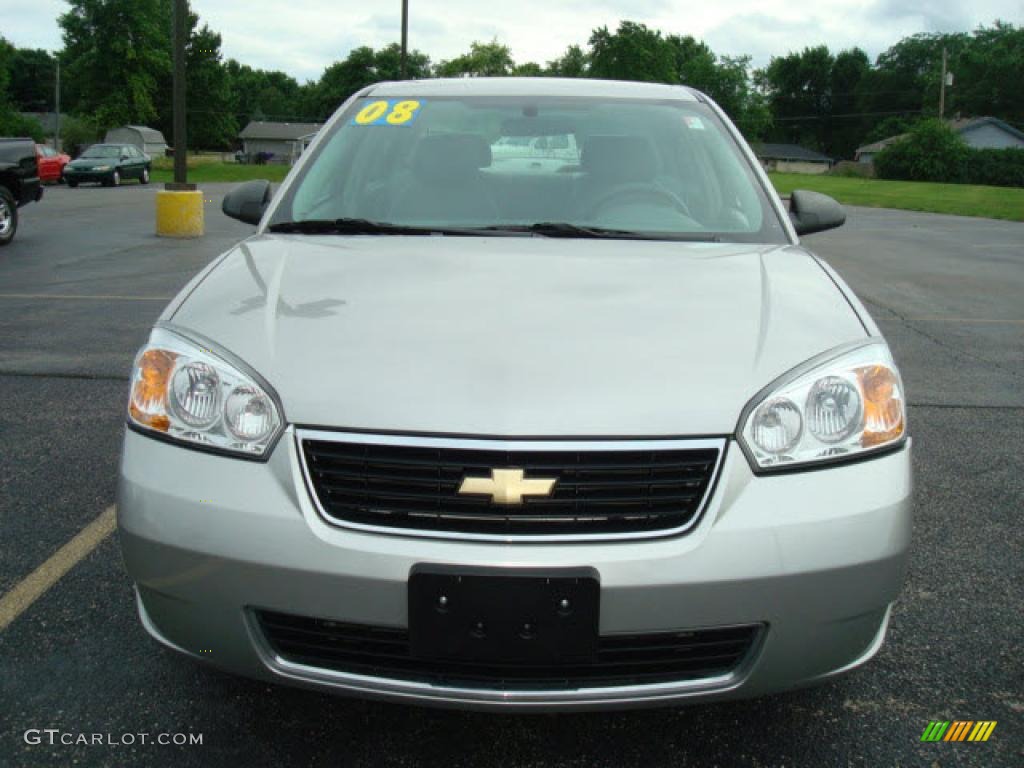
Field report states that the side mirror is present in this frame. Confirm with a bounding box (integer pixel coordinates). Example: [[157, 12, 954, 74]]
[[223, 180, 272, 225], [789, 190, 846, 236]]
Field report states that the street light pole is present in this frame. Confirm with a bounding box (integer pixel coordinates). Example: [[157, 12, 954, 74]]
[[400, 0, 409, 78], [939, 47, 947, 119], [54, 58, 60, 152], [170, 0, 192, 190]]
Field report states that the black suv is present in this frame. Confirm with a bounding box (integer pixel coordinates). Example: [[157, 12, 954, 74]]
[[0, 137, 44, 246]]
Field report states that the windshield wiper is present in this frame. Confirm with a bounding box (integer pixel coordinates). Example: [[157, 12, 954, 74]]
[[479, 222, 722, 241], [268, 218, 442, 235], [268, 218, 722, 241], [268, 218, 534, 237]]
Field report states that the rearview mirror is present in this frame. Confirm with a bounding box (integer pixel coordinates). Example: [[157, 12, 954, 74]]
[[223, 180, 272, 225], [789, 190, 845, 236]]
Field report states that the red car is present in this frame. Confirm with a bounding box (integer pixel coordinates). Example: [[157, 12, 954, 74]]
[[36, 144, 71, 184]]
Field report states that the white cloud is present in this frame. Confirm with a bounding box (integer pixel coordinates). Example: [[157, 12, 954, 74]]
[[1, 0, 1019, 80]]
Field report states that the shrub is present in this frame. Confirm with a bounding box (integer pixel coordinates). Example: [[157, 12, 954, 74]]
[[966, 148, 1024, 188], [827, 161, 875, 178], [0, 108, 44, 141], [60, 114, 101, 157], [875, 119, 969, 183]]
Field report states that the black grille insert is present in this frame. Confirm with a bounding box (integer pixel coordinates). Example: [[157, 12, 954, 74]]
[[301, 436, 721, 537], [256, 610, 760, 690]]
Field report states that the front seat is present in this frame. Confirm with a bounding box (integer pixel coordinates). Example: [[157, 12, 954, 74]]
[[389, 133, 499, 223], [574, 135, 662, 219]]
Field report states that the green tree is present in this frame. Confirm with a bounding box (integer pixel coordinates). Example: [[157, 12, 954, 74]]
[[588, 22, 677, 83], [153, 19, 237, 149], [0, 37, 12, 109], [666, 36, 768, 137], [312, 47, 379, 115], [59, 0, 172, 130], [829, 48, 870, 158], [758, 45, 835, 152], [869, 31, 967, 118], [371, 43, 431, 81], [224, 60, 304, 123], [0, 38, 45, 139], [513, 62, 544, 76], [546, 45, 588, 77], [436, 40, 515, 77], [952, 23, 1024, 125], [4, 47, 57, 113], [182, 23, 236, 148], [308, 44, 431, 118]]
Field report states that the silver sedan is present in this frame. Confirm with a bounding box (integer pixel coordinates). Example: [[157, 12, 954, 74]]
[[117, 77, 911, 711]]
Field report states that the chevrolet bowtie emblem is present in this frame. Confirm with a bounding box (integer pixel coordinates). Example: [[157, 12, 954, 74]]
[[458, 468, 557, 505]]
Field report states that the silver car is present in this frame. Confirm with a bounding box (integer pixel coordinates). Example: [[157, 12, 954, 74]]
[[118, 78, 911, 711]]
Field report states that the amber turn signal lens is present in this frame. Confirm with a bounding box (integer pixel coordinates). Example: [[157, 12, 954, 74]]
[[857, 365, 904, 447], [129, 348, 178, 431]]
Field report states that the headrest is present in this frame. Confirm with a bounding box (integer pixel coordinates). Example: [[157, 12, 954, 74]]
[[581, 135, 658, 182], [413, 133, 492, 183]]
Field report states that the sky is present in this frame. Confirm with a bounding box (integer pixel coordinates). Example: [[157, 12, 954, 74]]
[[2, 0, 1020, 82]]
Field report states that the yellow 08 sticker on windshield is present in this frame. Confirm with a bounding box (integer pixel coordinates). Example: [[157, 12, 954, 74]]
[[351, 99, 423, 127]]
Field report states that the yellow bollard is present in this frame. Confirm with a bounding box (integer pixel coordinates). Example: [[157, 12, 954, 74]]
[[155, 189, 204, 238]]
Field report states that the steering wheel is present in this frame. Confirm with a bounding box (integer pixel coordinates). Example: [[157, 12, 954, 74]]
[[586, 183, 692, 220]]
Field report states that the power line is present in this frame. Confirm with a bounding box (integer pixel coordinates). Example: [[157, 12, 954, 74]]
[[734, 109, 924, 124]]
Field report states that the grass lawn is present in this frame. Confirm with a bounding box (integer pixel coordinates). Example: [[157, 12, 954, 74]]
[[150, 157, 290, 184], [769, 173, 1024, 222]]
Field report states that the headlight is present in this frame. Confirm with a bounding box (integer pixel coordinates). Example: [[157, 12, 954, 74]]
[[739, 342, 906, 471], [93, 165, 111, 171], [127, 328, 283, 457]]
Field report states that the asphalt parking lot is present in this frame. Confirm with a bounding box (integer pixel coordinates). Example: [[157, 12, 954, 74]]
[[0, 183, 1021, 767]]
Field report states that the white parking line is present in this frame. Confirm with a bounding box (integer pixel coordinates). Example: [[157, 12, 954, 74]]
[[0, 505, 117, 632]]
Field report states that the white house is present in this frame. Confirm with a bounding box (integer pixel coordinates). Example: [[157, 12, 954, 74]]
[[753, 143, 833, 174], [238, 122, 323, 164]]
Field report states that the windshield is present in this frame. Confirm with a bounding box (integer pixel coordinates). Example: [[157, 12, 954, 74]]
[[82, 146, 121, 159], [272, 95, 786, 243]]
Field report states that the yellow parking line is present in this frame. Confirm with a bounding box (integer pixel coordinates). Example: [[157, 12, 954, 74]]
[[0, 293, 171, 302], [0, 505, 117, 632]]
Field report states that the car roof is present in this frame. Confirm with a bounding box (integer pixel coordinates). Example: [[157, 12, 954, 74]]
[[367, 77, 701, 101]]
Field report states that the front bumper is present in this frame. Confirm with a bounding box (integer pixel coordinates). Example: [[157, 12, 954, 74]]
[[65, 169, 113, 182], [118, 427, 912, 711]]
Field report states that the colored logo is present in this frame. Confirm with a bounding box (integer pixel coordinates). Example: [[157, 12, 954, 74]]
[[921, 721, 997, 742]]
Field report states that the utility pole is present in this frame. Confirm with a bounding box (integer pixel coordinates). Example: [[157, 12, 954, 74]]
[[170, 0, 192, 190], [939, 47, 947, 119], [400, 0, 409, 78], [54, 58, 60, 152], [156, 0, 202, 238]]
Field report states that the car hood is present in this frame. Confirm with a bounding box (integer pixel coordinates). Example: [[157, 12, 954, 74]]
[[69, 159, 112, 169], [168, 235, 867, 436]]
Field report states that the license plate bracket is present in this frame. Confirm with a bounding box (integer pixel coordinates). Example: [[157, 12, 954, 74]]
[[409, 565, 600, 663]]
